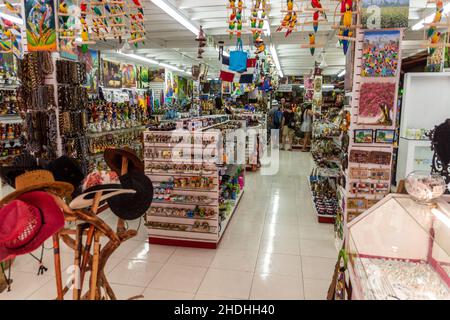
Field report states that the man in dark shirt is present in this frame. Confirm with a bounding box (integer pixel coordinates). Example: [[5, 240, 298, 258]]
[[281, 106, 296, 151]]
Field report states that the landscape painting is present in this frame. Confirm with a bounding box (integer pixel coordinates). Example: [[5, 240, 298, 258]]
[[362, 0, 409, 29]]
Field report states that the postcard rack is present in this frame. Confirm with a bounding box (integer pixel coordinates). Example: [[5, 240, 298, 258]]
[[143, 127, 245, 248]]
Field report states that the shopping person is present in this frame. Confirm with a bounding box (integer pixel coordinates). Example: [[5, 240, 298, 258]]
[[281, 106, 296, 151], [267, 100, 282, 146], [300, 104, 313, 151]]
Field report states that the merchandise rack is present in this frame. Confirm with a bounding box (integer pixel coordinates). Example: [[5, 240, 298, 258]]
[[143, 121, 245, 248], [309, 81, 344, 224], [231, 113, 267, 172]]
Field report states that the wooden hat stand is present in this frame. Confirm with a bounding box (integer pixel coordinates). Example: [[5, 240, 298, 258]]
[[52, 154, 142, 300]]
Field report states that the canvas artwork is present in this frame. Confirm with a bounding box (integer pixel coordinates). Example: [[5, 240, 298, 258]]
[[58, 0, 78, 60], [78, 48, 99, 93], [354, 129, 374, 143], [361, 0, 409, 29], [177, 76, 188, 100], [358, 82, 396, 125], [222, 81, 231, 94], [121, 64, 136, 88], [102, 60, 122, 88], [375, 129, 395, 143], [25, 0, 57, 51], [361, 30, 400, 77], [140, 67, 149, 88], [165, 71, 175, 100], [149, 68, 165, 82]]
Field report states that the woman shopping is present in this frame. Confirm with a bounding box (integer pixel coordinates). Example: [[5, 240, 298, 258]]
[[300, 104, 313, 152]]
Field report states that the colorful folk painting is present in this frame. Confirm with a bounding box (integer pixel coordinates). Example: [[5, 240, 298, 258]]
[[149, 68, 165, 82], [101, 59, 122, 88], [361, 30, 400, 77], [77, 48, 100, 93], [25, 0, 57, 52], [121, 64, 136, 88], [58, 0, 78, 60], [358, 82, 396, 125]]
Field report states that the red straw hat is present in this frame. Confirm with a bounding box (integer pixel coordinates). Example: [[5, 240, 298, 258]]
[[0, 191, 65, 262]]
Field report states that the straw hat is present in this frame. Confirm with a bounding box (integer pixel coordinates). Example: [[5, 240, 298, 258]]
[[0, 170, 74, 206]]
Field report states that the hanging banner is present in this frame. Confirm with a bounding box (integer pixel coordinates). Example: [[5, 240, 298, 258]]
[[25, 0, 57, 52], [121, 64, 136, 88], [78, 48, 100, 93], [165, 71, 174, 100], [102, 60, 122, 88]]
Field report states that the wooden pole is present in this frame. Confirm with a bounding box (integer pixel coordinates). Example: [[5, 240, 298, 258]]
[[80, 191, 102, 298], [89, 231, 101, 300], [52, 234, 63, 300], [72, 225, 83, 300]]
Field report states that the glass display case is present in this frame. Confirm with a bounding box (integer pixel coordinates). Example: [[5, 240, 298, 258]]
[[347, 194, 450, 300]]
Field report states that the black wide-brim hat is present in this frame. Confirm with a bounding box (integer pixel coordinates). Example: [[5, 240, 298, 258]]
[[46, 156, 85, 191], [106, 170, 153, 220]]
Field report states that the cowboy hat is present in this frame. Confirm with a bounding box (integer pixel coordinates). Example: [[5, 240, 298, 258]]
[[104, 147, 144, 175], [0, 153, 42, 188], [0, 170, 74, 206], [69, 170, 136, 210], [46, 156, 85, 191], [106, 170, 153, 220], [0, 191, 65, 262]]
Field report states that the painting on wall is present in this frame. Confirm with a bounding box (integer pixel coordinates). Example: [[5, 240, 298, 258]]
[[358, 82, 396, 125], [78, 48, 100, 93], [121, 64, 136, 88], [361, 0, 409, 29], [149, 68, 165, 82], [101, 60, 122, 88], [25, 0, 57, 51], [58, 0, 78, 60], [361, 30, 400, 77], [140, 67, 150, 88]]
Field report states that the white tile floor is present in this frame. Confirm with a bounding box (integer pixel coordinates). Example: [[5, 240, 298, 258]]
[[0, 151, 337, 300]]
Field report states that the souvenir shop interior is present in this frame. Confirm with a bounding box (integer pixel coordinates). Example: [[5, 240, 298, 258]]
[[0, 0, 450, 301]]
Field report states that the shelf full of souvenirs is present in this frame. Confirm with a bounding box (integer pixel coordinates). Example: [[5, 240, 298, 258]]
[[308, 76, 346, 224], [143, 118, 249, 248]]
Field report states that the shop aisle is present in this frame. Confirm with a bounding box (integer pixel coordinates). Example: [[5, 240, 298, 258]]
[[1, 151, 336, 300]]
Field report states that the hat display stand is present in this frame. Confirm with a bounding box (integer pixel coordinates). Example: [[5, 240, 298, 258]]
[[49, 194, 121, 300], [53, 153, 143, 300]]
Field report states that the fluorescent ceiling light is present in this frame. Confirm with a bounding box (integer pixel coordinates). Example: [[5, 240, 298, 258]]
[[160, 62, 183, 72], [0, 12, 23, 25], [118, 52, 159, 65], [412, 3, 450, 30], [323, 84, 335, 89], [270, 45, 283, 78], [338, 70, 346, 77], [151, 0, 199, 35], [118, 52, 192, 76], [263, 20, 271, 36]]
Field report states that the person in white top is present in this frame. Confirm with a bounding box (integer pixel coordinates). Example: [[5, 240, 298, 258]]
[[300, 104, 313, 152]]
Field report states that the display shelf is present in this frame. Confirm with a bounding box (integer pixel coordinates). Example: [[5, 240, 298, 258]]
[[307, 177, 336, 224], [86, 125, 146, 138], [218, 190, 244, 239], [145, 126, 245, 249]]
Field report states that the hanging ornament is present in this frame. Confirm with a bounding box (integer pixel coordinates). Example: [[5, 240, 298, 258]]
[[196, 25, 207, 59]]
